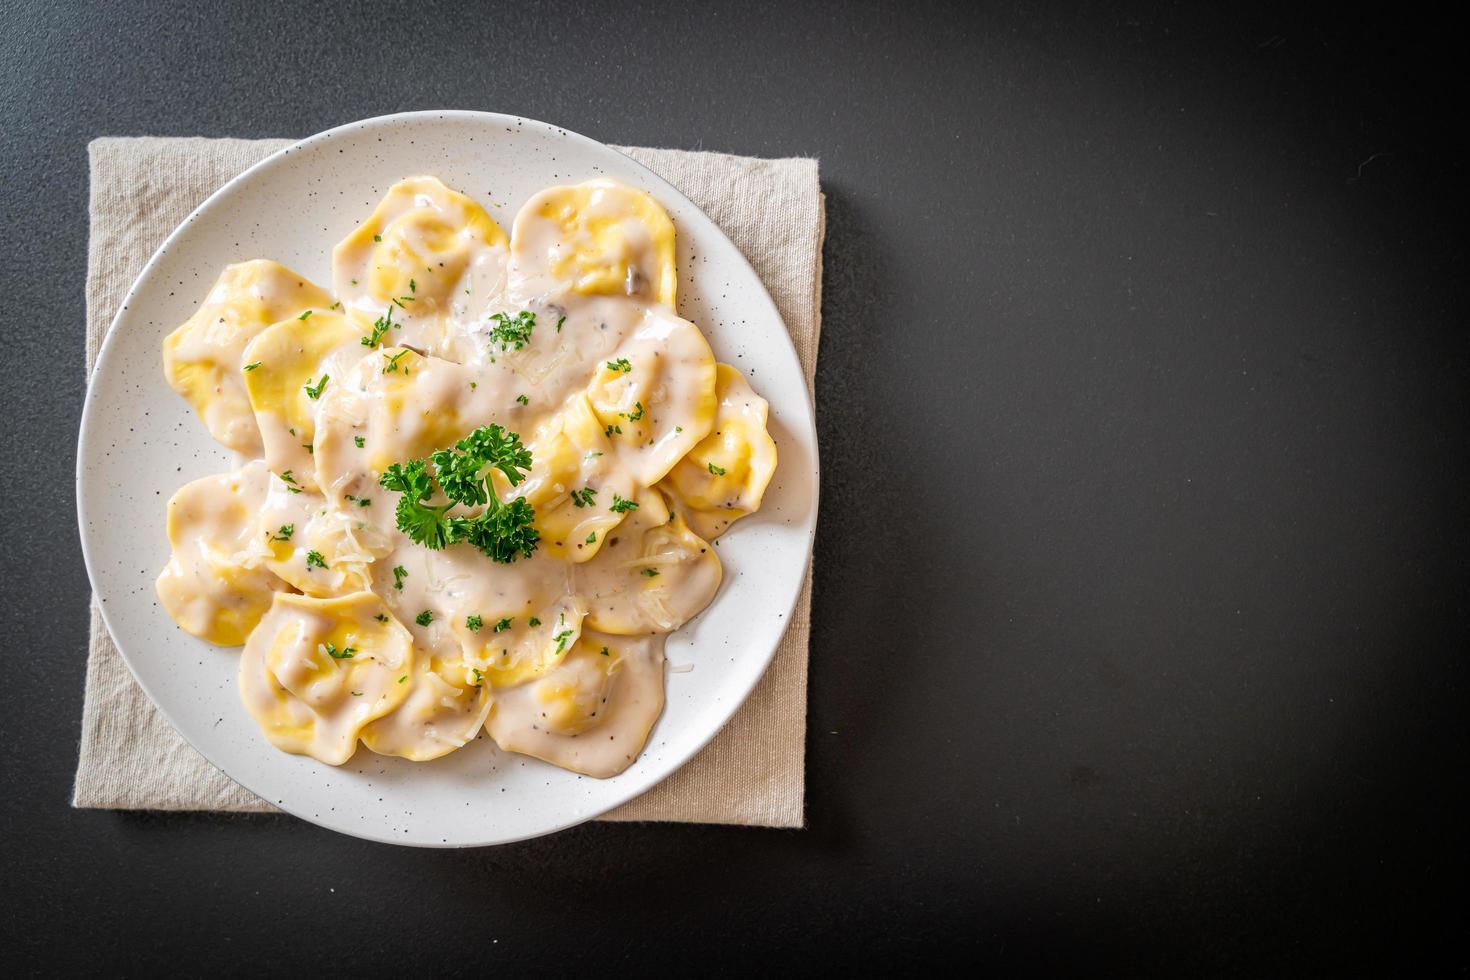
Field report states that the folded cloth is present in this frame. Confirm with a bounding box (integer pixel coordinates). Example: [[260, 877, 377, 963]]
[[74, 136, 821, 828]]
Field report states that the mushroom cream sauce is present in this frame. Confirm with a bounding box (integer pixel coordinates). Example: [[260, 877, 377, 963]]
[[155, 177, 777, 777]]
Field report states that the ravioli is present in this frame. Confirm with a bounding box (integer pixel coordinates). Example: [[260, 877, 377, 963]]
[[575, 489, 722, 635], [359, 647, 491, 762], [164, 260, 332, 454], [333, 176, 509, 361], [486, 631, 666, 778], [660, 363, 778, 540], [505, 394, 636, 562], [158, 176, 778, 778], [510, 179, 677, 306], [255, 474, 378, 598], [241, 310, 369, 488], [587, 307, 718, 486], [156, 462, 288, 645], [238, 591, 414, 765]]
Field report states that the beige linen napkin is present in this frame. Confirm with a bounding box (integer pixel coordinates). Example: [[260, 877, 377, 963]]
[[75, 136, 821, 828]]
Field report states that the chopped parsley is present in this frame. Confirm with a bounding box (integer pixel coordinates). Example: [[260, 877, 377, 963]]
[[268, 524, 294, 542], [302, 443, 313, 454], [570, 486, 597, 508], [409, 278, 416, 293], [604, 423, 622, 438], [528, 617, 541, 627], [556, 315, 566, 332], [553, 629, 574, 653], [466, 615, 483, 632], [471, 667, 484, 688], [354, 435, 365, 448], [493, 617, 512, 633], [279, 470, 302, 494], [243, 361, 262, 372], [392, 565, 408, 590], [398, 675, 407, 683], [487, 310, 536, 351], [305, 550, 327, 570], [361, 304, 397, 347], [516, 394, 529, 405], [415, 610, 433, 627], [351, 691, 363, 697], [621, 401, 645, 422], [599, 646, 610, 656], [707, 462, 727, 476], [382, 350, 409, 374], [298, 310, 313, 321], [606, 358, 632, 373], [374, 613, 390, 623], [585, 531, 597, 544], [610, 493, 639, 514], [304, 374, 329, 399], [641, 567, 660, 578], [324, 642, 355, 659], [373, 234, 382, 242]]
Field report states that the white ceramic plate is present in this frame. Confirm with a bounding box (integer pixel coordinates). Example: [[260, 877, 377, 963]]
[[77, 111, 818, 847]]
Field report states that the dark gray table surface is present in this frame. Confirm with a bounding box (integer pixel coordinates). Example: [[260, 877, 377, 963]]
[[3, 1, 1465, 973]]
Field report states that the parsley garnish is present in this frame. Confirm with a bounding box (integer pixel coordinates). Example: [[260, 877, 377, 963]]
[[392, 565, 408, 590], [487, 310, 536, 351], [373, 234, 382, 242], [298, 310, 313, 321], [516, 394, 529, 405], [409, 278, 416, 293], [556, 315, 566, 332], [351, 691, 363, 696], [604, 423, 622, 438], [641, 568, 660, 578], [606, 358, 631, 373], [324, 642, 355, 659], [398, 675, 407, 683], [279, 470, 302, 494], [382, 350, 409, 374], [378, 424, 539, 563], [268, 524, 294, 542], [471, 667, 484, 688], [553, 629, 573, 653], [466, 615, 483, 632], [415, 610, 433, 627], [305, 550, 327, 570], [621, 401, 644, 422], [599, 646, 609, 656], [585, 531, 597, 544], [243, 361, 262, 372], [493, 617, 512, 633], [354, 435, 365, 448], [374, 613, 390, 623], [707, 462, 727, 476], [570, 486, 597, 508], [528, 617, 541, 627], [610, 493, 638, 514], [304, 374, 329, 399], [361, 304, 397, 347]]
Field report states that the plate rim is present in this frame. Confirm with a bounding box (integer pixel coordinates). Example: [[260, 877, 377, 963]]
[[75, 109, 820, 846]]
